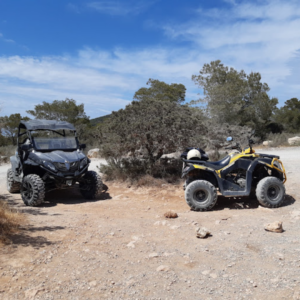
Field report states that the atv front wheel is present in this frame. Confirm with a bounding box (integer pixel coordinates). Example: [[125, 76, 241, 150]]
[[79, 171, 103, 200], [185, 180, 217, 211], [21, 174, 45, 206], [7, 168, 21, 193], [256, 176, 285, 208]]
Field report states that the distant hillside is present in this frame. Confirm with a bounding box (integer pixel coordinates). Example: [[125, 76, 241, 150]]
[[90, 114, 111, 126]]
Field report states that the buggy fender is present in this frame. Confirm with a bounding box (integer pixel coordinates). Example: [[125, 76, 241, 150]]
[[24, 159, 39, 166], [10, 155, 20, 171]]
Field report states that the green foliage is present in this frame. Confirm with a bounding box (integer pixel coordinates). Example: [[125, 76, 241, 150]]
[[90, 114, 111, 126], [0, 113, 30, 145], [192, 60, 278, 138], [274, 98, 300, 133], [99, 98, 204, 179], [134, 79, 186, 104], [26, 98, 89, 126]]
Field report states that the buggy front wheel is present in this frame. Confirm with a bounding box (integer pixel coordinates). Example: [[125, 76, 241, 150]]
[[21, 174, 45, 206]]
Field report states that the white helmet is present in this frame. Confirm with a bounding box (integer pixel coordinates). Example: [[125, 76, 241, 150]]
[[187, 149, 201, 160]]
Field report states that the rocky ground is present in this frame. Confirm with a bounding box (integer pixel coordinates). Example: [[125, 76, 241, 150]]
[[0, 147, 300, 300]]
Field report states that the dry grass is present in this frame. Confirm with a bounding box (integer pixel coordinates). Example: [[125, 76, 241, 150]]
[[136, 175, 167, 187], [0, 199, 26, 244]]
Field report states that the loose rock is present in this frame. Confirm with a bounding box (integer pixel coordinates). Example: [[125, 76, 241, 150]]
[[264, 221, 283, 233], [164, 211, 178, 219], [196, 227, 211, 238], [156, 265, 169, 272]]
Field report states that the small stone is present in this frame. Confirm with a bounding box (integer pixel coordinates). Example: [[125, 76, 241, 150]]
[[196, 227, 211, 238], [170, 225, 181, 230], [164, 211, 178, 219], [127, 241, 136, 248], [202, 270, 210, 275], [210, 273, 217, 278], [156, 265, 169, 272], [264, 221, 283, 233], [149, 253, 159, 258], [89, 281, 97, 287]]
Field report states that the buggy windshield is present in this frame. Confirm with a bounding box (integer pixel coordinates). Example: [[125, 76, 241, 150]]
[[30, 130, 78, 151]]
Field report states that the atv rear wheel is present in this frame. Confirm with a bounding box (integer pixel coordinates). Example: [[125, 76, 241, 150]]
[[7, 168, 21, 193], [79, 171, 103, 200], [185, 180, 217, 211], [256, 176, 285, 208], [21, 174, 45, 206]]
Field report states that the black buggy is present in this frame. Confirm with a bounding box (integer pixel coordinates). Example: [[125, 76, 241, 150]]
[[7, 119, 103, 206]]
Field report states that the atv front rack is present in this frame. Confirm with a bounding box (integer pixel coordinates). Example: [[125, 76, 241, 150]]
[[269, 158, 287, 183]]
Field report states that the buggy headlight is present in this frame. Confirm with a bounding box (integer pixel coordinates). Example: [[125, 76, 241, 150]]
[[80, 158, 88, 169], [43, 160, 57, 172]]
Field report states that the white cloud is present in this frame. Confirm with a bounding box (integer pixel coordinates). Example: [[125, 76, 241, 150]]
[[163, 0, 300, 101], [87, 0, 156, 16], [0, 48, 207, 117], [1, 0, 300, 118]]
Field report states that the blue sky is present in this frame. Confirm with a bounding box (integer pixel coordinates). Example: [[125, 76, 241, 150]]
[[0, 0, 300, 119]]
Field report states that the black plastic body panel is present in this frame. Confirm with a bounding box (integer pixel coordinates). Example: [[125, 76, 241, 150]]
[[182, 157, 276, 197]]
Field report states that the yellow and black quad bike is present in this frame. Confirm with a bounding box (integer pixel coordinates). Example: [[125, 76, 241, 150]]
[[181, 133, 286, 211]]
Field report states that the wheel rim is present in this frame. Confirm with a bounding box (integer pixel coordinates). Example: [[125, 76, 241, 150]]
[[22, 181, 33, 200], [267, 185, 280, 201], [193, 189, 208, 203]]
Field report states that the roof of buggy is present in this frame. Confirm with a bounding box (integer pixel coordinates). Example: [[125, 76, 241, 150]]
[[19, 119, 76, 131]]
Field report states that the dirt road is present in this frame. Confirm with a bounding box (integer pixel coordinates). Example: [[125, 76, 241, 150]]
[[0, 148, 300, 300]]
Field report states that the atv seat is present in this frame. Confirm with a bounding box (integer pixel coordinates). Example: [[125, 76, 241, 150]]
[[204, 155, 231, 170]]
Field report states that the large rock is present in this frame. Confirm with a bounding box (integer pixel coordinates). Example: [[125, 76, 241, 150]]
[[87, 148, 100, 158], [288, 136, 300, 146], [263, 141, 273, 146]]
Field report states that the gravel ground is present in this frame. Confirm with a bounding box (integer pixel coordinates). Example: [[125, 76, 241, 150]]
[[0, 148, 300, 300]]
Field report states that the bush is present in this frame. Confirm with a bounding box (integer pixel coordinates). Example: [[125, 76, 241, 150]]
[[99, 157, 182, 183], [0, 145, 15, 164], [264, 132, 300, 147]]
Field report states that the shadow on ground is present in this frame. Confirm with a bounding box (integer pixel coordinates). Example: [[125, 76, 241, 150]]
[[8, 225, 64, 249], [44, 185, 112, 206], [2, 183, 111, 208], [213, 194, 296, 211]]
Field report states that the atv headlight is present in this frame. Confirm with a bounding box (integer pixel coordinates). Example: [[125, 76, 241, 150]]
[[43, 160, 57, 172], [80, 157, 88, 169]]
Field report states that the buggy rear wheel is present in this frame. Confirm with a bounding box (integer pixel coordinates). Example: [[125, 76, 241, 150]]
[[185, 180, 217, 211], [79, 171, 103, 200], [7, 168, 21, 193], [21, 174, 45, 206]]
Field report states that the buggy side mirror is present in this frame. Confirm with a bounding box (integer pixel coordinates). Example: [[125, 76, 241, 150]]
[[80, 144, 86, 150], [21, 144, 32, 151]]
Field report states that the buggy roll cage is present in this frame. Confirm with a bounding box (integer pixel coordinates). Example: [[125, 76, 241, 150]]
[[17, 119, 79, 151]]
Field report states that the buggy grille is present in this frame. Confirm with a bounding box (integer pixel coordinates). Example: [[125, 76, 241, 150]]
[[54, 161, 79, 172]]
